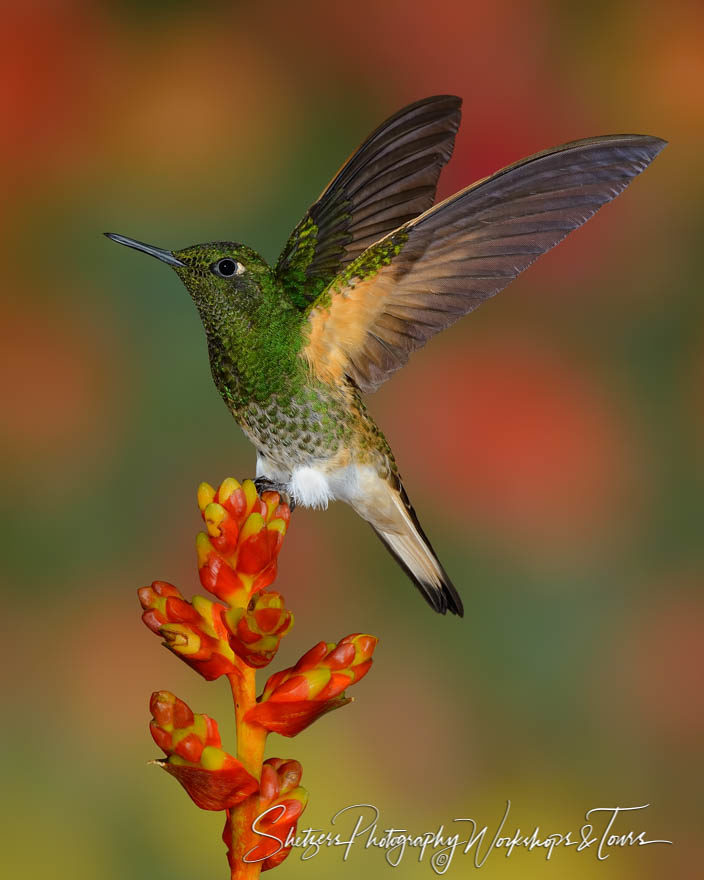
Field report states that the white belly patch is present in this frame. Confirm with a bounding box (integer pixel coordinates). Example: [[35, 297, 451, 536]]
[[267, 462, 383, 512], [290, 467, 333, 509]]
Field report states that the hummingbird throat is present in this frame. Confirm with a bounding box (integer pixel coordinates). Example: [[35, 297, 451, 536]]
[[191, 275, 307, 412]]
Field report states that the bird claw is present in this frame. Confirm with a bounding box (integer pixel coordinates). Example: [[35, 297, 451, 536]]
[[254, 477, 296, 511]]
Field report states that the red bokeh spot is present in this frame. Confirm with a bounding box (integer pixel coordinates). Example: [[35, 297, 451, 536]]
[[385, 338, 634, 546], [0, 300, 116, 476], [0, 5, 102, 171]]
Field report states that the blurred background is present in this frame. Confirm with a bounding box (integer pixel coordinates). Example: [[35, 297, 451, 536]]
[[2, 0, 702, 877]]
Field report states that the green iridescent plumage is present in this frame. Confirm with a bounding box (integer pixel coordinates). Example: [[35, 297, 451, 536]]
[[172, 242, 308, 409], [166, 240, 396, 479], [275, 215, 328, 309]]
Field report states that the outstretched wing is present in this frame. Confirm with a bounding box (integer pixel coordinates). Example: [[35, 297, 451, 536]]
[[301, 134, 666, 392], [276, 95, 462, 307]]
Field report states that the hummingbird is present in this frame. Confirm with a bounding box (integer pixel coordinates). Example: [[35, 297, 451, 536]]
[[106, 95, 665, 617]]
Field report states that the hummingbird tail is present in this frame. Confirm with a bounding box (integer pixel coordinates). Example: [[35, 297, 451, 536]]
[[367, 480, 464, 617]]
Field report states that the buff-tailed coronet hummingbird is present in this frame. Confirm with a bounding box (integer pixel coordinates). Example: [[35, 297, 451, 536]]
[[106, 96, 666, 616]]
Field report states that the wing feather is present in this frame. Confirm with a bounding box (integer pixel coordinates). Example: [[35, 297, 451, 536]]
[[276, 96, 462, 306], [302, 134, 666, 392]]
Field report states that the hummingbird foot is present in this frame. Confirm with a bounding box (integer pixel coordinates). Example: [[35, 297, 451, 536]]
[[254, 477, 296, 511]]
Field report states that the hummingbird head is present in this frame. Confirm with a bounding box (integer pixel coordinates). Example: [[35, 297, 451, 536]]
[[105, 233, 275, 341]]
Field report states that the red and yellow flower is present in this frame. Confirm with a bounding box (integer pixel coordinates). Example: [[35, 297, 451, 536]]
[[149, 691, 258, 811], [140, 477, 377, 878], [225, 591, 294, 668], [246, 634, 378, 736], [138, 580, 239, 680], [196, 478, 289, 607], [223, 759, 308, 872]]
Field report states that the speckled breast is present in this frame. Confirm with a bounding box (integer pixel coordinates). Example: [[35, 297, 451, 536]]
[[235, 382, 396, 477], [236, 383, 354, 469]]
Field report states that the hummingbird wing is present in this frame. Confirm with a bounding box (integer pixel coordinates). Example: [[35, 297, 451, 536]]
[[276, 95, 462, 307], [301, 134, 666, 392]]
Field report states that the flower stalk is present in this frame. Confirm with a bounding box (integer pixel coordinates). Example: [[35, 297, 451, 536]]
[[227, 667, 269, 879], [138, 477, 378, 877]]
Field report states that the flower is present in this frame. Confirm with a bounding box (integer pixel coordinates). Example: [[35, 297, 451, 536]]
[[245, 634, 378, 736], [196, 478, 290, 607], [149, 691, 258, 810], [225, 591, 294, 668], [139, 476, 379, 876], [138, 580, 239, 680], [223, 759, 308, 871]]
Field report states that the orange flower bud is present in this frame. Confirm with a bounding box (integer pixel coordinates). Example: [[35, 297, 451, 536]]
[[196, 478, 290, 608], [225, 591, 294, 667], [138, 581, 240, 680], [223, 758, 308, 872], [149, 691, 258, 811], [245, 634, 378, 736]]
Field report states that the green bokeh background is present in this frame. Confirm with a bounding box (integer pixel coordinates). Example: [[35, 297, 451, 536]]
[[2, 1, 702, 877]]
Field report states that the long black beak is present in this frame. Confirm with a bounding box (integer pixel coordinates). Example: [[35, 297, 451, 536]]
[[104, 232, 185, 267]]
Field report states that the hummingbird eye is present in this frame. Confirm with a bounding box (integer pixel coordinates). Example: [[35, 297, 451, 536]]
[[212, 258, 245, 278]]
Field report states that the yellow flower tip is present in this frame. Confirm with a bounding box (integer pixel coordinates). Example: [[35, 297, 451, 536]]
[[256, 633, 279, 652], [140, 590, 167, 614], [290, 785, 309, 808], [305, 666, 333, 698], [166, 754, 192, 767], [266, 517, 287, 536], [191, 594, 214, 618], [162, 630, 188, 647], [350, 634, 378, 663], [197, 482, 216, 512], [162, 624, 200, 655], [203, 501, 227, 537], [262, 493, 279, 520], [240, 511, 265, 542], [237, 574, 254, 595], [170, 727, 189, 748], [191, 714, 207, 741], [217, 477, 241, 505], [242, 479, 259, 513], [200, 745, 227, 771], [225, 606, 245, 631], [196, 531, 213, 567]]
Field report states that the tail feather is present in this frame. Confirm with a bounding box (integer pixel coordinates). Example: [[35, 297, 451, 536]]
[[371, 482, 464, 616]]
